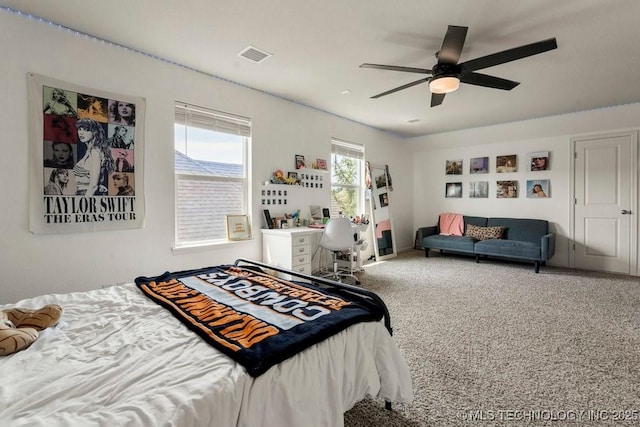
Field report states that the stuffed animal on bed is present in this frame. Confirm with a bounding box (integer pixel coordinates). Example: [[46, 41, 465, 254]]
[[0, 304, 63, 356]]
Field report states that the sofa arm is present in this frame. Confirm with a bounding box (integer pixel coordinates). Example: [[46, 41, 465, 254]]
[[415, 226, 438, 249], [541, 233, 555, 261]]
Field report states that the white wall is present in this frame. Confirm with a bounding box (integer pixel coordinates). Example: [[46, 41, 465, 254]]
[[0, 12, 413, 303], [410, 104, 640, 269]]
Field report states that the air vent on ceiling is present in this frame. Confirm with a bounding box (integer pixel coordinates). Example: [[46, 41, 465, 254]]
[[238, 45, 272, 63]]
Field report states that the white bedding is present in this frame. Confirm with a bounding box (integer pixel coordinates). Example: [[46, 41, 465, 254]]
[[0, 283, 412, 426]]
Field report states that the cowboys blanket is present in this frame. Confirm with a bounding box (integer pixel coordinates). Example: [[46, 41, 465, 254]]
[[135, 265, 383, 377]]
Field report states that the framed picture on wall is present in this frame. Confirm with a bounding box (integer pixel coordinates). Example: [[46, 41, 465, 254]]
[[469, 181, 489, 198], [446, 159, 463, 175], [497, 180, 518, 198], [316, 158, 327, 170], [529, 151, 549, 171], [527, 179, 550, 198], [445, 182, 462, 198], [496, 155, 517, 173], [470, 157, 489, 174], [295, 154, 305, 169]]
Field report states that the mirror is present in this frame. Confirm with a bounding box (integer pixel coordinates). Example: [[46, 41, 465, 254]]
[[368, 164, 397, 261], [309, 205, 322, 224]]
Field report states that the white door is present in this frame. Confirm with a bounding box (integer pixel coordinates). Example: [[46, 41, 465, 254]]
[[573, 133, 635, 274]]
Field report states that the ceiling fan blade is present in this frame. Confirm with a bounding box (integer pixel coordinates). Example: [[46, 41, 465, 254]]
[[360, 63, 432, 74], [370, 78, 430, 99], [460, 37, 557, 72], [437, 25, 468, 64], [431, 93, 446, 107], [460, 72, 520, 90]]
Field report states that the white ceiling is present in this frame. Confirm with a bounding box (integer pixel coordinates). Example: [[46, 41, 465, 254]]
[[3, 0, 640, 138]]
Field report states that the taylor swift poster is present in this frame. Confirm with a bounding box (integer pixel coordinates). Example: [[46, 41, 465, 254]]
[[28, 73, 146, 234]]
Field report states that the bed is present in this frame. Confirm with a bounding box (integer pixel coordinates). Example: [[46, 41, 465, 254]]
[[0, 258, 412, 426]]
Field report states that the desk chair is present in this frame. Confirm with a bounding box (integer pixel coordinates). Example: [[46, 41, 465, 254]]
[[318, 217, 360, 285]]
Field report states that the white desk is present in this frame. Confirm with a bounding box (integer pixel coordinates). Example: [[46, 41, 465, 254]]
[[261, 223, 369, 279], [261, 227, 324, 278]]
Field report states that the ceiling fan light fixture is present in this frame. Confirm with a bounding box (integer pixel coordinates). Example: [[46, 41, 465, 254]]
[[429, 76, 460, 94]]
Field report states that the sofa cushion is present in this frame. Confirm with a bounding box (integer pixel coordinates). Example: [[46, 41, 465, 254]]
[[423, 234, 476, 254], [465, 224, 505, 241], [486, 218, 548, 244], [474, 239, 541, 260]]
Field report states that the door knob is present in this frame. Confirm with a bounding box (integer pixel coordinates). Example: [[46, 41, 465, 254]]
[[621, 209, 632, 215]]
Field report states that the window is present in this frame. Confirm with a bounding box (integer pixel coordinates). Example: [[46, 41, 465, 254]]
[[330, 138, 365, 218], [175, 103, 250, 246]]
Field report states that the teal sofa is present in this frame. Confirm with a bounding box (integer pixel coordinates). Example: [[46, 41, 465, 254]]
[[417, 216, 555, 273]]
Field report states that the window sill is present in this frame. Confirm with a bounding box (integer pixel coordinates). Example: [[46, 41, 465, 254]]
[[172, 238, 253, 255]]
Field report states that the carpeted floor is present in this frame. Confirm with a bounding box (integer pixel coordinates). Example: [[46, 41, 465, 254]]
[[343, 250, 640, 426]]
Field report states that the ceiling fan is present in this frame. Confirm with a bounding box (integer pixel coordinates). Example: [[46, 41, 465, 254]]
[[360, 25, 557, 107]]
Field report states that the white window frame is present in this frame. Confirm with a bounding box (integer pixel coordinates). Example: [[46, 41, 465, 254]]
[[330, 138, 365, 218], [174, 102, 251, 249]]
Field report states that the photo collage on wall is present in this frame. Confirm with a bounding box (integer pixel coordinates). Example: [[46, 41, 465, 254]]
[[261, 188, 288, 206], [42, 86, 137, 197], [444, 152, 551, 199]]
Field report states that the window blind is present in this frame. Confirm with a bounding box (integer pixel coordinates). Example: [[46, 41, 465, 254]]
[[331, 138, 364, 159], [175, 103, 251, 136]]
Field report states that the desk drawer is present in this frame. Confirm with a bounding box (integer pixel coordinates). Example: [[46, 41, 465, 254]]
[[292, 244, 310, 256], [292, 253, 311, 268], [292, 235, 311, 246], [290, 263, 312, 275]]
